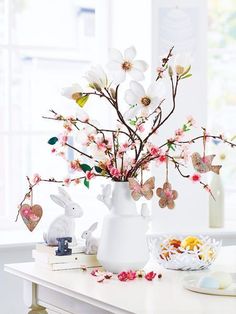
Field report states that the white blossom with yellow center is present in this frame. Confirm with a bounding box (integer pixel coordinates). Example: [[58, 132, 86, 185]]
[[124, 80, 164, 118], [107, 46, 148, 84]]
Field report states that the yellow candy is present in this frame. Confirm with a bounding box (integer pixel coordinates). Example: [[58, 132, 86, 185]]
[[181, 236, 203, 251]]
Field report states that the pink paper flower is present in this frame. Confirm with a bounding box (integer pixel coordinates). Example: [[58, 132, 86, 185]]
[[158, 155, 166, 163], [126, 270, 136, 280], [21, 207, 31, 219], [32, 173, 41, 184], [191, 173, 201, 183], [51, 148, 56, 153], [145, 271, 156, 281], [118, 271, 128, 282]]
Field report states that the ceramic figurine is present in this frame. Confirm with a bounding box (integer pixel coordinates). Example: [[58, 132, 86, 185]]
[[97, 184, 112, 210], [43, 187, 83, 246], [81, 222, 99, 255]]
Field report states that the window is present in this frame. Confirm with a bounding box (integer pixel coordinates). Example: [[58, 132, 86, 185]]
[[208, 0, 236, 222], [0, 0, 110, 230]]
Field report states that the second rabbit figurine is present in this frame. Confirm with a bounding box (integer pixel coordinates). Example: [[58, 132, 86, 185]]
[[81, 222, 99, 255], [43, 187, 84, 246]]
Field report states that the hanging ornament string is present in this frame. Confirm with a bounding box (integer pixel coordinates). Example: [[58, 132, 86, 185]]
[[203, 127, 207, 160], [165, 154, 169, 183]]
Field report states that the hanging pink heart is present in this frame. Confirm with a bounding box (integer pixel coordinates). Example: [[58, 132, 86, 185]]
[[20, 203, 43, 232]]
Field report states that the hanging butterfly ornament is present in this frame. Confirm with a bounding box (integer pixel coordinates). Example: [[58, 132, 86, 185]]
[[128, 170, 155, 201], [19, 188, 43, 232], [191, 128, 222, 174], [156, 155, 178, 209]]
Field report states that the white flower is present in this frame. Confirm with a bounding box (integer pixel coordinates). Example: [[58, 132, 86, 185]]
[[124, 81, 164, 118], [61, 83, 83, 100], [172, 54, 191, 76], [107, 46, 148, 83], [84, 65, 108, 90]]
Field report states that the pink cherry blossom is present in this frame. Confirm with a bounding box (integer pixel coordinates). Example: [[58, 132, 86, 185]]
[[190, 173, 201, 183], [187, 115, 196, 127], [70, 160, 81, 171], [32, 173, 41, 184], [149, 145, 160, 156], [63, 177, 71, 186], [59, 133, 68, 146], [91, 269, 99, 276], [73, 178, 81, 185], [86, 170, 95, 181], [97, 276, 105, 283], [110, 167, 121, 178], [63, 122, 73, 133], [137, 123, 145, 133], [51, 148, 56, 153]]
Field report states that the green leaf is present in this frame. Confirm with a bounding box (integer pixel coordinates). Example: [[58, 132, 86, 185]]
[[84, 178, 90, 189], [48, 137, 58, 145], [180, 73, 192, 80], [76, 95, 89, 108], [95, 166, 102, 173], [129, 120, 136, 126], [80, 164, 92, 173], [167, 142, 176, 151]]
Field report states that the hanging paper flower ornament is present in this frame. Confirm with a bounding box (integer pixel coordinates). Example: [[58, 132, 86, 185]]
[[107, 46, 148, 83], [156, 182, 178, 209]]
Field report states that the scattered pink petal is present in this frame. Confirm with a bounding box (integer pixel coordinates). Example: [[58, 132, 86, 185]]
[[104, 272, 113, 279], [145, 271, 156, 281], [97, 276, 105, 283], [91, 269, 99, 276], [126, 270, 136, 280], [118, 271, 128, 282]]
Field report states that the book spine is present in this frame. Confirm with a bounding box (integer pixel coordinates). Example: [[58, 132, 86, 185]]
[[35, 261, 101, 271]]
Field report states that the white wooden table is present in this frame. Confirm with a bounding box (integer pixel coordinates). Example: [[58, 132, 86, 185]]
[[4, 246, 236, 314]]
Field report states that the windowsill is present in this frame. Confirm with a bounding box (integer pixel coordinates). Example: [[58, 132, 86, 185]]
[[0, 221, 235, 249]]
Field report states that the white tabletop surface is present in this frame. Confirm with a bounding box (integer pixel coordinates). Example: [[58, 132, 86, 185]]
[[4, 246, 236, 314]]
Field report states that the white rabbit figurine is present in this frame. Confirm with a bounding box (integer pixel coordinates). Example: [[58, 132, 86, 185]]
[[81, 222, 99, 255], [43, 187, 83, 246]]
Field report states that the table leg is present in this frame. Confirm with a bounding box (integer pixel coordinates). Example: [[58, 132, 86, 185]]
[[28, 283, 48, 314]]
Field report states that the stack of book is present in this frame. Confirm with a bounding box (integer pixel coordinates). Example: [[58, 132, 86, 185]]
[[33, 243, 101, 271]]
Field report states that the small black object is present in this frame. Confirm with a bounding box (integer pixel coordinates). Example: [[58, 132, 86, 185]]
[[56, 237, 72, 256]]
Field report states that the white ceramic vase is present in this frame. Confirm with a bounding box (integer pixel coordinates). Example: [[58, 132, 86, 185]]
[[209, 173, 224, 228], [97, 182, 150, 273]]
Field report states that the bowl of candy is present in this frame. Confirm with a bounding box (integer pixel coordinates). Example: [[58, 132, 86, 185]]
[[148, 235, 221, 271]]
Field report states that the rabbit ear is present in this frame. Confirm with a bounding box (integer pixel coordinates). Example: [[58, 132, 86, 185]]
[[89, 222, 98, 232], [50, 194, 67, 208], [58, 187, 71, 201]]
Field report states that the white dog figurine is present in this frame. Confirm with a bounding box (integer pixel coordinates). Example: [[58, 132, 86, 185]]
[[81, 222, 99, 255], [43, 187, 83, 246]]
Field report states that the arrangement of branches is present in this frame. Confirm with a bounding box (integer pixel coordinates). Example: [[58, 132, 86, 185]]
[[16, 46, 236, 221]]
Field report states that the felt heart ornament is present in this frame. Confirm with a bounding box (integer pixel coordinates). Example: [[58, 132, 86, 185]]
[[20, 203, 43, 232]]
